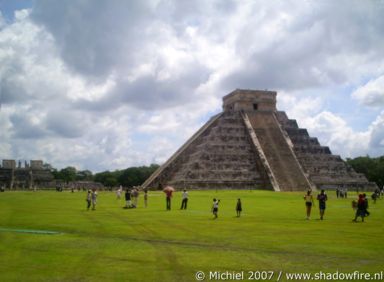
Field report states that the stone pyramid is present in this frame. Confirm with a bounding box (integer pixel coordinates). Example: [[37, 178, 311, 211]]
[[142, 89, 377, 191]]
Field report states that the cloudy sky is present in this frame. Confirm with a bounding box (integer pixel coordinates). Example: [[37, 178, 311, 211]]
[[0, 0, 383, 172]]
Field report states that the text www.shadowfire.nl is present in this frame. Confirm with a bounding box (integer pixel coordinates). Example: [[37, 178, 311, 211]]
[[194, 270, 384, 281]]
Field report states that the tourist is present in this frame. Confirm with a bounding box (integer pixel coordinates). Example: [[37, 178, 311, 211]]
[[316, 190, 327, 220], [236, 198, 242, 217], [165, 188, 173, 210], [371, 192, 378, 204], [131, 188, 139, 208], [86, 190, 92, 210], [125, 188, 131, 208], [144, 189, 148, 208], [180, 189, 188, 210], [212, 198, 220, 219], [91, 189, 98, 210], [116, 186, 122, 199], [353, 194, 366, 222], [303, 190, 314, 220]]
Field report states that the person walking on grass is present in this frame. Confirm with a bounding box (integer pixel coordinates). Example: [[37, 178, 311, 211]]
[[124, 188, 132, 208], [86, 190, 92, 210], [180, 189, 188, 210], [236, 198, 242, 217], [317, 190, 327, 220], [353, 194, 366, 222], [212, 198, 220, 219], [91, 189, 98, 210], [144, 189, 148, 208], [165, 189, 173, 210], [304, 190, 314, 220], [116, 186, 122, 199], [131, 188, 139, 208]]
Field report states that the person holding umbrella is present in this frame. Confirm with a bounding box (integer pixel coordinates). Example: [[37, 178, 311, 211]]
[[163, 185, 174, 210]]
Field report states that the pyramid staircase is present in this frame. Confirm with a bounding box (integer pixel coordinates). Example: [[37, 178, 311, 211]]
[[245, 111, 313, 191]]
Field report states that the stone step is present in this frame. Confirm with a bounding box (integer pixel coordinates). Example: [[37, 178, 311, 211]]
[[246, 112, 312, 191]]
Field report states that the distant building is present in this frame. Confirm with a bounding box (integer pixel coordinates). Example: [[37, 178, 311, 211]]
[[0, 159, 54, 189]]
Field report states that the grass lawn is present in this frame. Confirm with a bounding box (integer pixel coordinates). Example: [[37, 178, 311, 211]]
[[0, 189, 383, 282]]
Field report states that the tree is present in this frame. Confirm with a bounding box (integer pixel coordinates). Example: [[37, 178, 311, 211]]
[[58, 167, 77, 183], [76, 170, 93, 181], [118, 164, 159, 187], [94, 164, 159, 187], [346, 156, 384, 188], [94, 171, 119, 187]]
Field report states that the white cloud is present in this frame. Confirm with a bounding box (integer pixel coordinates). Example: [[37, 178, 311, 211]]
[[352, 75, 384, 107], [0, 0, 384, 172], [369, 111, 384, 151], [305, 111, 370, 157]]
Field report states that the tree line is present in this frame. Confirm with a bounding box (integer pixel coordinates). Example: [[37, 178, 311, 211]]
[[346, 156, 384, 188], [51, 164, 159, 188]]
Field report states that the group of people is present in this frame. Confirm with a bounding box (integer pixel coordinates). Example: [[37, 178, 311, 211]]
[[124, 187, 142, 209], [336, 187, 348, 198], [304, 188, 381, 222], [86, 186, 244, 218], [163, 188, 242, 219], [211, 198, 242, 219], [304, 190, 328, 220], [86, 185, 380, 221], [86, 189, 98, 210]]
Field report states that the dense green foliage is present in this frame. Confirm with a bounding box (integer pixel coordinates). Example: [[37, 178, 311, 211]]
[[93, 164, 159, 187], [52, 167, 93, 183], [50, 164, 159, 187], [346, 156, 384, 188], [0, 190, 383, 281]]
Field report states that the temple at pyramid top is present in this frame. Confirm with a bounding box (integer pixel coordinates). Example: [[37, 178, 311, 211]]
[[223, 89, 277, 112], [142, 89, 377, 191]]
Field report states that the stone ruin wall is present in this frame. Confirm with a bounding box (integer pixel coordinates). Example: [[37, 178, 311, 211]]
[[0, 159, 54, 189]]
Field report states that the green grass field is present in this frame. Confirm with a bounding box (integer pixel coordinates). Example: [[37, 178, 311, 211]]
[[0, 190, 383, 282]]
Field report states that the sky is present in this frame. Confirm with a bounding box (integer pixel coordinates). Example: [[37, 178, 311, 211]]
[[0, 0, 383, 172]]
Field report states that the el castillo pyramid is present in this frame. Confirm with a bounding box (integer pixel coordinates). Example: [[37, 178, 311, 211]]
[[142, 89, 377, 191]]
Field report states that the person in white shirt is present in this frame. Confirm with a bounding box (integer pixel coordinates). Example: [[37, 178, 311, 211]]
[[212, 198, 220, 219], [180, 189, 188, 210], [91, 189, 98, 210]]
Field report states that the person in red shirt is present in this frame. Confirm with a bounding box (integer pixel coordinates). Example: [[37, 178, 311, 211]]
[[165, 189, 173, 210]]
